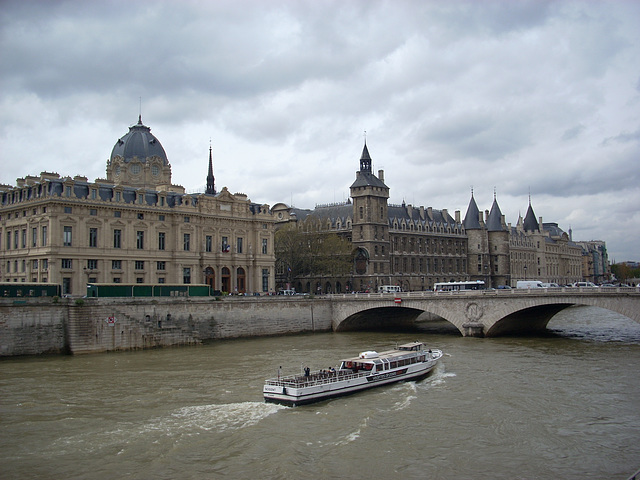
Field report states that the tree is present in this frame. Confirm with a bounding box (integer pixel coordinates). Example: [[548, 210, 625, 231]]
[[275, 218, 354, 287]]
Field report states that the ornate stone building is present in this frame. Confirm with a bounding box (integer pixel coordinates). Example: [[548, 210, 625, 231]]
[[465, 194, 583, 287], [0, 116, 275, 295], [273, 142, 592, 292], [273, 144, 468, 293]]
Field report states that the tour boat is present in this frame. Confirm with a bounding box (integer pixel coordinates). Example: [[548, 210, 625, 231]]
[[263, 341, 443, 406]]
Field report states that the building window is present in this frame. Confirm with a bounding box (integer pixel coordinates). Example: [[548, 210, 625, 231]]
[[112, 260, 122, 270], [135, 261, 144, 270], [87, 259, 98, 270], [115, 192, 121, 202], [159, 214, 165, 221], [137, 213, 144, 220], [157, 261, 165, 270], [158, 232, 165, 250], [32, 228, 37, 247], [237, 237, 243, 254], [33, 259, 38, 270], [136, 277, 144, 284], [359, 206, 363, 220], [113, 229, 121, 249], [14, 231, 18, 249], [89, 228, 98, 247], [183, 233, 190, 251], [222, 236, 229, 253], [205, 235, 212, 253], [114, 211, 121, 217], [42, 259, 48, 271], [262, 268, 269, 292], [63, 226, 72, 246], [6, 231, 10, 250], [62, 278, 71, 295], [184, 216, 190, 223], [157, 277, 165, 284], [262, 238, 268, 255], [90, 209, 97, 216], [113, 277, 121, 283], [62, 259, 72, 269], [136, 231, 144, 249], [183, 267, 191, 284]]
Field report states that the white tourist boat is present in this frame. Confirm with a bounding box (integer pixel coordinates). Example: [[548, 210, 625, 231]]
[[263, 341, 443, 406]]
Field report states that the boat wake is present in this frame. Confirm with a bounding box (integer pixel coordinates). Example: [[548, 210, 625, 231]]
[[171, 401, 286, 432], [49, 402, 286, 455]]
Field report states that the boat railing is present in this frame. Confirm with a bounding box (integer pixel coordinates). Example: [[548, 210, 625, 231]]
[[265, 369, 369, 388]]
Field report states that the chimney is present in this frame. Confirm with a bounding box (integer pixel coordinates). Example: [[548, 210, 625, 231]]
[[455, 210, 461, 223], [420, 206, 425, 220], [378, 170, 384, 182]]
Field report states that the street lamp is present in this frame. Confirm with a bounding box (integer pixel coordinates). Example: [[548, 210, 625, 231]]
[[524, 265, 527, 281]]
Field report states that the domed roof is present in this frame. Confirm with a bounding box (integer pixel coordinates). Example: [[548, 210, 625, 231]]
[[110, 116, 168, 165]]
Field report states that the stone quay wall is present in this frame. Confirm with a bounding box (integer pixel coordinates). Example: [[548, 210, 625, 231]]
[[0, 296, 333, 356]]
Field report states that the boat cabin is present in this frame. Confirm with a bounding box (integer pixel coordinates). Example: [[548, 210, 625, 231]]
[[338, 342, 429, 373]]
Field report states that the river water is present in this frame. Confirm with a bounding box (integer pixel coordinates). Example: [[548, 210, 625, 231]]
[[1, 306, 639, 480]]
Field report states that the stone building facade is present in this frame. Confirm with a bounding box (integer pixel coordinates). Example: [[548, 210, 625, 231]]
[[274, 143, 592, 292], [576, 240, 610, 284], [0, 117, 275, 295], [273, 144, 468, 293], [466, 195, 584, 287]]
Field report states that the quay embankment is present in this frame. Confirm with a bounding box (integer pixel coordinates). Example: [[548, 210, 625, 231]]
[[0, 296, 332, 357]]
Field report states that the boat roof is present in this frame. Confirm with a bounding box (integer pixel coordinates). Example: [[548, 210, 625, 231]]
[[340, 342, 428, 364]]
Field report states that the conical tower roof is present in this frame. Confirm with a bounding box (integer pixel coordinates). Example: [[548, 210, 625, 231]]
[[523, 201, 539, 232], [486, 196, 506, 231], [463, 193, 481, 229]]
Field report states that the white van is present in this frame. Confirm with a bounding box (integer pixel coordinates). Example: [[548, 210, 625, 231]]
[[516, 281, 544, 289], [573, 282, 597, 288], [541, 283, 559, 288]]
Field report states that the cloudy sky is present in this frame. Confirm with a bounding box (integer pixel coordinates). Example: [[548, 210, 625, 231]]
[[1, 0, 638, 261]]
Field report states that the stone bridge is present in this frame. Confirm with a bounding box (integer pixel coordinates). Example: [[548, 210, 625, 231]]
[[328, 287, 640, 337]]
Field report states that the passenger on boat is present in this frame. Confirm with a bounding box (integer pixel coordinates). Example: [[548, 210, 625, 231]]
[[304, 367, 310, 377]]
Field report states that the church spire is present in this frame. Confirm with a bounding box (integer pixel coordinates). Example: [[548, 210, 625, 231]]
[[359, 140, 372, 173], [206, 142, 216, 195]]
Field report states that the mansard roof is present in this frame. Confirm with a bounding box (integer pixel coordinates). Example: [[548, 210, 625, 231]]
[[486, 197, 506, 231], [463, 194, 481, 229], [291, 203, 352, 228], [387, 204, 459, 230]]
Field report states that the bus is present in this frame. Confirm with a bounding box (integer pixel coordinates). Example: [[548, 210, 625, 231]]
[[433, 280, 485, 292], [378, 285, 402, 294]]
